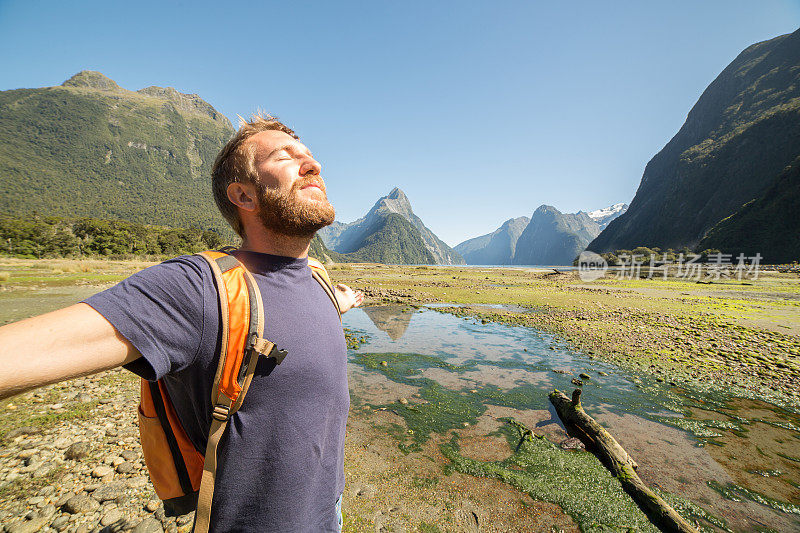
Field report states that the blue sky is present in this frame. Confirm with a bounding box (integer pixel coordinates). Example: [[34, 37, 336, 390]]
[[1, 1, 798, 246]]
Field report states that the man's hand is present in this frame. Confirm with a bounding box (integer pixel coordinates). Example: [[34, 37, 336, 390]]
[[334, 283, 364, 313]]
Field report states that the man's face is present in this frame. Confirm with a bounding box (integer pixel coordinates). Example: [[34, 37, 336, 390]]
[[248, 130, 335, 237]]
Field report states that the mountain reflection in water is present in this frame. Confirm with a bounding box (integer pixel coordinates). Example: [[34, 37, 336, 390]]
[[360, 304, 415, 340], [343, 306, 800, 532]]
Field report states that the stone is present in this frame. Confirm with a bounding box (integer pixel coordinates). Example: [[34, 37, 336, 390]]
[[127, 476, 148, 489], [144, 500, 160, 513], [560, 437, 585, 450], [40, 503, 57, 518], [116, 462, 135, 474], [38, 485, 56, 497], [5, 426, 40, 439], [579, 372, 591, 380], [398, 398, 408, 405], [120, 450, 139, 462], [63, 494, 100, 514], [100, 509, 125, 526], [64, 442, 91, 461], [5, 516, 50, 533], [130, 518, 163, 533], [571, 378, 584, 386], [91, 465, 114, 478], [92, 481, 126, 502], [54, 492, 75, 508], [50, 515, 70, 531], [355, 484, 377, 498], [176, 513, 194, 526], [32, 463, 53, 477], [18, 449, 37, 460]]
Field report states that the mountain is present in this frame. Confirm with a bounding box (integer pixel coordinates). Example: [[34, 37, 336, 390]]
[[308, 234, 345, 264], [454, 216, 530, 265], [588, 29, 800, 253], [513, 205, 601, 266], [0, 71, 235, 236], [318, 188, 464, 264], [697, 157, 800, 263], [338, 213, 436, 264], [585, 203, 628, 230]]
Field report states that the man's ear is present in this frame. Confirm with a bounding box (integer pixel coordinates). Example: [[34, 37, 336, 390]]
[[227, 182, 258, 213]]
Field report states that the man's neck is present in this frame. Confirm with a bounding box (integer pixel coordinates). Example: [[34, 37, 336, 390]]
[[240, 226, 312, 259]]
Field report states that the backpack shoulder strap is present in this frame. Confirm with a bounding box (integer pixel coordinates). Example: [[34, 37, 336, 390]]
[[193, 250, 283, 533], [308, 257, 341, 320]]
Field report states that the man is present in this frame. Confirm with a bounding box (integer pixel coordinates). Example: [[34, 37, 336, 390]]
[[0, 115, 362, 531]]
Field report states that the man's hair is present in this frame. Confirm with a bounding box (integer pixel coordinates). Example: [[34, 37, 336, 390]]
[[212, 113, 298, 237]]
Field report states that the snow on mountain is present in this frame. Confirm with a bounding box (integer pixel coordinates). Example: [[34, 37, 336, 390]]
[[584, 203, 628, 230]]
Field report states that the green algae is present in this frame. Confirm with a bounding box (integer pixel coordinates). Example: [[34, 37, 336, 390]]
[[707, 480, 800, 517], [353, 353, 559, 452], [440, 419, 720, 532], [344, 327, 370, 350], [776, 452, 800, 463], [654, 416, 745, 440]]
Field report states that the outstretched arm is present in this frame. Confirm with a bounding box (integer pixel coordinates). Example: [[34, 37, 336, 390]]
[[334, 283, 364, 314], [0, 303, 141, 400]]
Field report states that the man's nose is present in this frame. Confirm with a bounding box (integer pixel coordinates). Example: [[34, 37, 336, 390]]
[[300, 157, 321, 176]]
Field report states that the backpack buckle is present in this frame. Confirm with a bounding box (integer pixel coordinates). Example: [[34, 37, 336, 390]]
[[249, 334, 288, 365], [212, 404, 230, 421], [268, 345, 288, 365]]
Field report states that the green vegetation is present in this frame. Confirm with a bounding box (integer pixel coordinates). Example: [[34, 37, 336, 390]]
[[0, 71, 235, 238], [340, 214, 436, 265], [707, 480, 800, 516], [699, 157, 800, 264], [590, 29, 800, 254], [0, 214, 229, 258], [441, 419, 720, 531]]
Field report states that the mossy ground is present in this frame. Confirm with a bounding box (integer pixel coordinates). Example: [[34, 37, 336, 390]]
[[2, 259, 798, 531], [331, 264, 800, 409]]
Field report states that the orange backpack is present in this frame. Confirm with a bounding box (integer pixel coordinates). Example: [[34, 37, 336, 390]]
[[137, 250, 340, 533]]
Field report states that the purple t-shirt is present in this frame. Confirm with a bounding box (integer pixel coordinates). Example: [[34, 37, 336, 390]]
[[85, 251, 348, 532]]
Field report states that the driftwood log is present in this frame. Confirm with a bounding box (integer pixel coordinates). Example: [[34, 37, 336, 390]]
[[549, 389, 698, 533]]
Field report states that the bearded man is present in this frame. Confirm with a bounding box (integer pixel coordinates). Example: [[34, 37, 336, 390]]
[[0, 115, 362, 532]]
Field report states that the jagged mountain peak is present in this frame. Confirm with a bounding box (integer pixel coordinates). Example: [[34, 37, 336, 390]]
[[317, 188, 464, 264], [373, 187, 413, 218], [62, 70, 121, 91], [386, 187, 408, 201], [533, 204, 559, 215]]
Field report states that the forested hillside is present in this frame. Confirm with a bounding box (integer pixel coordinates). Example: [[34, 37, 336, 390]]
[[0, 71, 234, 236], [589, 29, 800, 253]]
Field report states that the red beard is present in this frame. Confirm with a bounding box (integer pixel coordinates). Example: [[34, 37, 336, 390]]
[[256, 177, 336, 237]]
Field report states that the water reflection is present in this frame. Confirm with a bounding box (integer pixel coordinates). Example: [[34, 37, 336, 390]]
[[343, 305, 800, 531], [360, 304, 415, 340]]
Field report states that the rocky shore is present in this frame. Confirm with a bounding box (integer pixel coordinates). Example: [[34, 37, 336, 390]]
[[0, 370, 190, 533]]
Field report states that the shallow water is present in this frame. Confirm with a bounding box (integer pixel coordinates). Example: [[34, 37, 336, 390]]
[[345, 305, 800, 532]]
